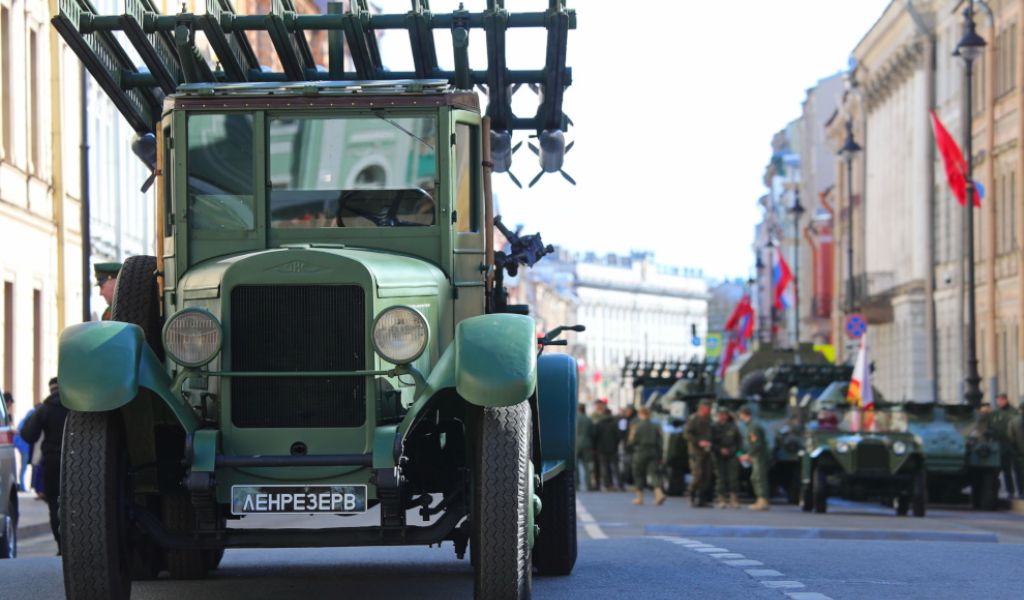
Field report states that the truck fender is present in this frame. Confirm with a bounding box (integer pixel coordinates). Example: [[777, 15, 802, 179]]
[[454, 313, 537, 408], [58, 322, 199, 433], [537, 353, 578, 478]]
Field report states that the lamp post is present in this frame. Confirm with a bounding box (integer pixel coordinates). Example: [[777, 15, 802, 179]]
[[955, 0, 986, 408], [755, 256, 767, 343], [838, 118, 861, 315], [766, 238, 776, 347], [790, 190, 805, 348]]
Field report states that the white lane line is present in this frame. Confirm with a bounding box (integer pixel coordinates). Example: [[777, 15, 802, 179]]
[[694, 547, 730, 553], [786, 594, 834, 600], [724, 559, 764, 567], [575, 499, 607, 540], [710, 553, 745, 559], [745, 569, 783, 577], [762, 581, 806, 590]]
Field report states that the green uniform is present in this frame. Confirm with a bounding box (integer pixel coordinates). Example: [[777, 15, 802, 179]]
[[683, 414, 713, 502], [593, 413, 621, 489], [576, 411, 595, 490], [627, 419, 663, 491], [1007, 413, 1024, 498], [712, 419, 741, 497], [992, 405, 1020, 496], [745, 419, 770, 501]]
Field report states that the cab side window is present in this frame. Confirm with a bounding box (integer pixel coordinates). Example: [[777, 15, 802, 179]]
[[454, 123, 479, 233], [187, 113, 255, 231]]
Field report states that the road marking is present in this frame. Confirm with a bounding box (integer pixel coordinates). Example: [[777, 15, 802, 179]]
[[575, 499, 607, 540], [710, 553, 745, 559], [785, 594, 834, 600], [762, 581, 806, 589], [694, 547, 729, 553], [724, 559, 764, 567], [746, 569, 783, 577]]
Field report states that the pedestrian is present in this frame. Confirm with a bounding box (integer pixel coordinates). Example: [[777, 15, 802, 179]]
[[992, 393, 1019, 498], [711, 408, 741, 509], [7, 392, 29, 492], [94, 262, 122, 321], [592, 402, 621, 491], [575, 403, 596, 491], [1009, 409, 1024, 499], [738, 406, 771, 511], [619, 406, 637, 489], [683, 399, 714, 507], [20, 377, 69, 552], [627, 407, 666, 505]]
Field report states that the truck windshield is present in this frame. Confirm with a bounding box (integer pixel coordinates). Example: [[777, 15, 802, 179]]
[[268, 114, 437, 228]]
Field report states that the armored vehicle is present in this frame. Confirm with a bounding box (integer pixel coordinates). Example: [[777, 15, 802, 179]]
[[53, 2, 579, 599], [799, 397, 927, 517], [903, 402, 1000, 509], [732, 351, 851, 504]]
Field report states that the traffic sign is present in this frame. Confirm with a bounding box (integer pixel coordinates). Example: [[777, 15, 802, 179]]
[[705, 333, 723, 358], [845, 314, 868, 340], [691, 335, 702, 347]]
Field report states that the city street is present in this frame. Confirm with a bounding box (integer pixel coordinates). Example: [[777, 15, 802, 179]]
[[6, 490, 1024, 599]]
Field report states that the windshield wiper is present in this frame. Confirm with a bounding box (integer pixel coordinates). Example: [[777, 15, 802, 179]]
[[372, 111, 434, 151]]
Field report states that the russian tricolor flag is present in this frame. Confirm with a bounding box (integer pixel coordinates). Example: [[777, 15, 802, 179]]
[[773, 248, 793, 311]]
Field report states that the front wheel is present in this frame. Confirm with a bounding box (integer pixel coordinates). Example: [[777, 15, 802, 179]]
[[533, 470, 577, 576], [61, 411, 132, 600], [471, 403, 533, 600], [911, 470, 927, 517], [972, 470, 997, 511]]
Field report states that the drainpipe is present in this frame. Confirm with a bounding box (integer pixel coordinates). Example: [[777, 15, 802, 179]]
[[80, 67, 91, 322], [906, 0, 938, 403], [48, 0, 67, 333]]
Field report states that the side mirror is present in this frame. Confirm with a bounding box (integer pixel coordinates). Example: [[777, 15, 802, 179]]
[[131, 133, 158, 193]]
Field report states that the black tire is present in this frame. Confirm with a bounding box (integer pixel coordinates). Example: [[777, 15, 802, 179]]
[[471, 403, 533, 600], [973, 470, 998, 511], [800, 482, 813, 512], [61, 411, 132, 600], [739, 370, 768, 399], [110, 255, 163, 360], [0, 489, 17, 559], [163, 495, 208, 579], [896, 495, 909, 516], [786, 469, 801, 505], [533, 470, 577, 576], [812, 467, 828, 514], [129, 496, 164, 580], [205, 548, 226, 571], [912, 470, 927, 517], [663, 466, 686, 497]]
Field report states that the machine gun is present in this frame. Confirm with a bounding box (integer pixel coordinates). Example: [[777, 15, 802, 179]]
[[489, 215, 554, 315]]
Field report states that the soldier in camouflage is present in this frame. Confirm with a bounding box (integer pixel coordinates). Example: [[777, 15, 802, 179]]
[[628, 407, 666, 505], [1009, 409, 1024, 499], [684, 399, 714, 507], [738, 405, 770, 510], [994, 393, 1021, 497], [712, 408, 741, 509]]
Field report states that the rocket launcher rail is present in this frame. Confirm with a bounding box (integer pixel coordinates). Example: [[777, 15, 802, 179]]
[[52, 0, 576, 156]]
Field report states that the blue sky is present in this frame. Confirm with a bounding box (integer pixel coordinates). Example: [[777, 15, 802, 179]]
[[377, 0, 893, 279]]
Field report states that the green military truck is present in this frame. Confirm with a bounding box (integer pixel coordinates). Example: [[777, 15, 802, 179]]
[[53, 1, 579, 599], [799, 398, 927, 517], [903, 402, 1001, 510]]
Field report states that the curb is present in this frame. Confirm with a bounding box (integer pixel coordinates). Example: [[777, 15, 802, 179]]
[[18, 522, 53, 541]]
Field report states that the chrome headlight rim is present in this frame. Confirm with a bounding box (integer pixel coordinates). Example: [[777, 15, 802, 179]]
[[161, 308, 223, 368], [892, 440, 908, 456], [836, 442, 851, 454], [372, 306, 429, 365]]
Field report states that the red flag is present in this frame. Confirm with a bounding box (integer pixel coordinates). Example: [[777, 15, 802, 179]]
[[930, 110, 980, 207], [724, 296, 754, 334], [773, 248, 793, 311], [719, 337, 742, 378]]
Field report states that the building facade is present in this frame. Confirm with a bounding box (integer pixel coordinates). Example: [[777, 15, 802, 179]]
[[1, 0, 85, 418]]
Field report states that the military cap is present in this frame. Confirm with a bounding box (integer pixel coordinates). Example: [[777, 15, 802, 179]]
[[94, 262, 122, 286], [698, 399, 713, 408]]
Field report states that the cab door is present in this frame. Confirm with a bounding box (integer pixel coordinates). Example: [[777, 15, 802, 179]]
[[451, 111, 487, 324]]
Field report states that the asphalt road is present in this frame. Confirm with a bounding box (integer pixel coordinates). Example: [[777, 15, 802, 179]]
[[4, 490, 1024, 599]]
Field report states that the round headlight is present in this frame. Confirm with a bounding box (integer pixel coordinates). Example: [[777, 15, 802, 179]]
[[892, 440, 908, 456], [372, 306, 428, 364], [836, 442, 851, 454], [163, 309, 222, 367]]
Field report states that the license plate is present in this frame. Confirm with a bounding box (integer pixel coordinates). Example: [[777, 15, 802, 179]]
[[231, 485, 367, 515]]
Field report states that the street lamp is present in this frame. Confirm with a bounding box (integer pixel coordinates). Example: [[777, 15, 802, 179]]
[[955, 0, 986, 408], [789, 190, 805, 348], [838, 118, 861, 315], [766, 238, 776, 346], [755, 256, 767, 343]]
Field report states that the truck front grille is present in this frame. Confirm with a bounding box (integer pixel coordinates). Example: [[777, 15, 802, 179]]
[[855, 441, 889, 473], [230, 285, 366, 428]]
